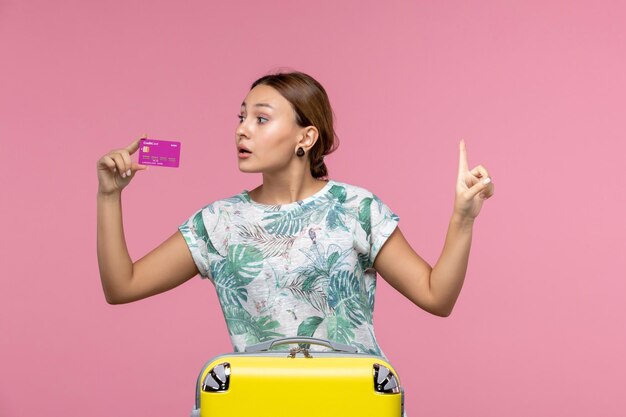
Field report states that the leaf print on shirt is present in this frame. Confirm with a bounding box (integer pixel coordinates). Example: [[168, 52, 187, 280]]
[[283, 274, 329, 314], [297, 315, 324, 349], [358, 197, 373, 239], [366, 279, 376, 323], [328, 184, 348, 203], [297, 316, 324, 337], [356, 252, 370, 276], [297, 233, 354, 279], [326, 315, 354, 345], [222, 304, 252, 335], [284, 238, 354, 315], [191, 211, 219, 255], [328, 270, 371, 327], [235, 223, 297, 258], [352, 341, 382, 356], [325, 185, 358, 232], [262, 198, 327, 235], [372, 194, 400, 230], [213, 260, 247, 308], [357, 327, 384, 356], [222, 304, 284, 342], [246, 315, 284, 342], [227, 244, 264, 285], [180, 181, 395, 357], [211, 244, 263, 309]]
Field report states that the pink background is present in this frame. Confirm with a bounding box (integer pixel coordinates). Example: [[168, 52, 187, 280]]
[[1, 0, 625, 416]]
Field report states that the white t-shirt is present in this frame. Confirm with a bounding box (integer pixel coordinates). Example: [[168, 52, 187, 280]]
[[178, 179, 400, 357]]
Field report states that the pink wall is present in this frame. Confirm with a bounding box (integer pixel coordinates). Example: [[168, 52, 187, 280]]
[[1, 0, 625, 415]]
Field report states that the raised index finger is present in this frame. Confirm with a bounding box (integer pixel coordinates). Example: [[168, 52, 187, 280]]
[[458, 139, 469, 175]]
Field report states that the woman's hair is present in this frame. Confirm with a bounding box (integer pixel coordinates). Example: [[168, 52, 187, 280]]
[[250, 70, 339, 180]]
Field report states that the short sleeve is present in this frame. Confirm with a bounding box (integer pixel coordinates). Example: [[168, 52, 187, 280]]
[[365, 194, 400, 269], [178, 206, 219, 281]]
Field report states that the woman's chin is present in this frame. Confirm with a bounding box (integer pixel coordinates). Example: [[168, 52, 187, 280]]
[[237, 165, 259, 173]]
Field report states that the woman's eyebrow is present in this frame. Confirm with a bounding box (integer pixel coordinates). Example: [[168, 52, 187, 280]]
[[241, 101, 275, 110]]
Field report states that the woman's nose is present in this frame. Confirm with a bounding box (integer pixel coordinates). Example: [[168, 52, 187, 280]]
[[236, 120, 249, 138]]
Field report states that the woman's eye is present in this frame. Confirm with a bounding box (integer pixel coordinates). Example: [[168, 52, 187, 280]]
[[236, 114, 267, 124]]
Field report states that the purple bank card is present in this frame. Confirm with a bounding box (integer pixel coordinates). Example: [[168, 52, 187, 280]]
[[138, 138, 181, 167]]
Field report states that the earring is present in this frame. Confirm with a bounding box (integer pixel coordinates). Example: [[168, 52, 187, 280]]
[[296, 147, 305, 157]]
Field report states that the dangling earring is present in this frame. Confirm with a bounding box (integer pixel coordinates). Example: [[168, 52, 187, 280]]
[[296, 147, 305, 157]]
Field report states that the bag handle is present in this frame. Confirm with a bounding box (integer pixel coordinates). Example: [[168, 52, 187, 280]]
[[244, 336, 358, 353]]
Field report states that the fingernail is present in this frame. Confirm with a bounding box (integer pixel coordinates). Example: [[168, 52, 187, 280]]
[[121, 172, 126, 178], [126, 169, 131, 177], [482, 177, 491, 185]]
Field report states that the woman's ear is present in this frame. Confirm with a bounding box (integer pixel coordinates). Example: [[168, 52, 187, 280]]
[[299, 126, 319, 151]]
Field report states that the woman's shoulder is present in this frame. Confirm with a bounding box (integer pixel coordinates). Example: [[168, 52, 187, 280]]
[[328, 179, 379, 201]]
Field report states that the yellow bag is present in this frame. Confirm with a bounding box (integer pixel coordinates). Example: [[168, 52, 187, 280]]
[[191, 337, 404, 417]]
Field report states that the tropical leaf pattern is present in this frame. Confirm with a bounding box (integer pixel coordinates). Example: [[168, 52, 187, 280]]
[[283, 273, 330, 314], [235, 223, 297, 258], [263, 199, 323, 235], [178, 179, 400, 358], [328, 270, 370, 327]]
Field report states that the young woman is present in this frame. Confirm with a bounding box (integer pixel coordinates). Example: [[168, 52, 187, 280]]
[[96, 70, 494, 359]]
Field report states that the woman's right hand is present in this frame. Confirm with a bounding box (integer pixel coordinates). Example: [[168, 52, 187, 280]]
[[97, 134, 149, 195]]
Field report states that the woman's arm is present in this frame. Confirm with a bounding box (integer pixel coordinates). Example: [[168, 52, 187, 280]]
[[372, 216, 474, 317], [373, 140, 494, 316], [96, 137, 199, 304], [97, 192, 199, 304], [428, 213, 474, 316]]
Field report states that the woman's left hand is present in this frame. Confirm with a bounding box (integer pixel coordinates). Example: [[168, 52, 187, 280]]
[[453, 139, 495, 220]]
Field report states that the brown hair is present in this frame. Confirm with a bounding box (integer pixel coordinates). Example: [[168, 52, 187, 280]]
[[250, 70, 339, 180]]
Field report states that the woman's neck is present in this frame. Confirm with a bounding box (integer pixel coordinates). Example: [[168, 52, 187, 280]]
[[248, 174, 328, 205]]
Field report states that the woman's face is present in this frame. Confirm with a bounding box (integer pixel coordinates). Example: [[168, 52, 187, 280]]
[[236, 84, 304, 174]]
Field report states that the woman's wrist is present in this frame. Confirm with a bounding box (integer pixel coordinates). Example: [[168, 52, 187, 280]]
[[97, 189, 122, 200], [450, 211, 475, 229]]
